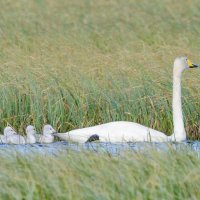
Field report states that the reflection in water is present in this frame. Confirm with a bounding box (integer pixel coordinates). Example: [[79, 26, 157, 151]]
[[0, 141, 200, 157]]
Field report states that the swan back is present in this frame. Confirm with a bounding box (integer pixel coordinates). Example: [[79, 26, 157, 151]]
[[6, 135, 26, 145]]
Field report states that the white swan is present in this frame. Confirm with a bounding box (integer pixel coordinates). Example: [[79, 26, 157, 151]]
[[26, 125, 37, 144], [0, 126, 14, 143], [39, 124, 56, 143], [2, 126, 26, 144], [54, 57, 198, 143]]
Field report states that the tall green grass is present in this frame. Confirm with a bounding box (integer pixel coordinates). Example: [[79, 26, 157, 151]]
[[0, 147, 199, 199], [0, 0, 200, 138]]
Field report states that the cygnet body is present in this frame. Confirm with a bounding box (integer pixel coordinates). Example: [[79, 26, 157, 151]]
[[3, 127, 25, 145], [0, 127, 14, 143], [26, 125, 37, 144], [39, 125, 56, 144]]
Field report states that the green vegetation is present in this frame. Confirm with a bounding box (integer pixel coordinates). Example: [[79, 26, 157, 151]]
[[0, 0, 200, 138], [0, 1, 200, 198], [0, 147, 199, 200]]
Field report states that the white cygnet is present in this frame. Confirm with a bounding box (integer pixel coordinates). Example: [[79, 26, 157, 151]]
[[4, 127, 16, 137], [0, 127, 15, 143], [26, 125, 37, 144], [3, 126, 25, 145], [39, 124, 56, 144]]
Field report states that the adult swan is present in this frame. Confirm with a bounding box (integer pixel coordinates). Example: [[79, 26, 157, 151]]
[[55, 57, 198, 143]]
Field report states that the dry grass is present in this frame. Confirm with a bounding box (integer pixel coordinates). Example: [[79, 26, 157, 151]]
[[0, 0, 200, 138], [0, 1, 200, 198]]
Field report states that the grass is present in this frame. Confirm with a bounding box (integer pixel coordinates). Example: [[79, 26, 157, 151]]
[[0, 146, 199, 200], [0, 1, 200, 199], [0, 0, 199, 138]]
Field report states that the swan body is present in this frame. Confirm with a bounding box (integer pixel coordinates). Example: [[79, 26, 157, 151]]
[[6, 134, 26, 145], [26, 125, 37, 144], [39, 125, 56, 143], [55, 57, 198, 143], [54, 121, 169, 143], [2, 127, 25, 145], [0, 134, 7, 144]]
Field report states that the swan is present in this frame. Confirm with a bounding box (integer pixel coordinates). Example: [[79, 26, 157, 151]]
[[0, 127, 15, 143], [39, 124, 56, 143], [3, 127, 16, 137], [54, 56, 198, 143], [26, 125, 37, 144], [0, 126, 14, 143], [2, 126, 26, 144]]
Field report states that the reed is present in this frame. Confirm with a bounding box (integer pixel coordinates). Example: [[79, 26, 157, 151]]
[[0, 0, 199, 139], [0, 146, 199, 200]]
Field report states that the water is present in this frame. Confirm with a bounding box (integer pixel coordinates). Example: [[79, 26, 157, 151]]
[[0, 141, 200, 156]]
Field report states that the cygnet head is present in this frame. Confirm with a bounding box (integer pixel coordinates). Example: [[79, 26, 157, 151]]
[[4, 127, 17, 137], [173, 56, 198, 76], [43, 124, 56, 135], [26, 125, 37, 136]]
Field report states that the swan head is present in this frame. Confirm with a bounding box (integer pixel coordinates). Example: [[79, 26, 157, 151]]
[[26, 125, 37, 136], [174, 56, 198, 75], [43, 124, 56, 135], [4, 127, 17, 137]]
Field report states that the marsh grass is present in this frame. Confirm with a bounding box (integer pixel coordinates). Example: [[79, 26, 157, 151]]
[[0, 1, 200, 199], [0, 146, 199, 200], [0, 0, 200, 138]]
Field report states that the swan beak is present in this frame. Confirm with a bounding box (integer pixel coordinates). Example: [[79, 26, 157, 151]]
[[188, 59, 199, 68], [190, 63, 199, 68]]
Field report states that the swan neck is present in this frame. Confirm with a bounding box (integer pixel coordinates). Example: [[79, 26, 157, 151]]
[[172, 70, 186, 141]]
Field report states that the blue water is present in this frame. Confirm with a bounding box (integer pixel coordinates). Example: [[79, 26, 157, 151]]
[[0, 141, 200, 156]]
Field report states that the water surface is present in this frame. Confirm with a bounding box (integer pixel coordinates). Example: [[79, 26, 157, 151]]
[[0, 141, 200, 156]]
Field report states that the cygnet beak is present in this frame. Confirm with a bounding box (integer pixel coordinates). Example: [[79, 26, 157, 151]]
[[51, 129, 57, 135]]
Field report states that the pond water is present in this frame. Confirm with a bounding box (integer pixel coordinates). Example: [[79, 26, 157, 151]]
[[0, 141, 200, 156]]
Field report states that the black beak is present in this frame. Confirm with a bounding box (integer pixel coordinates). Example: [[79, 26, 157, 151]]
[[190, 63, 199, 68]]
